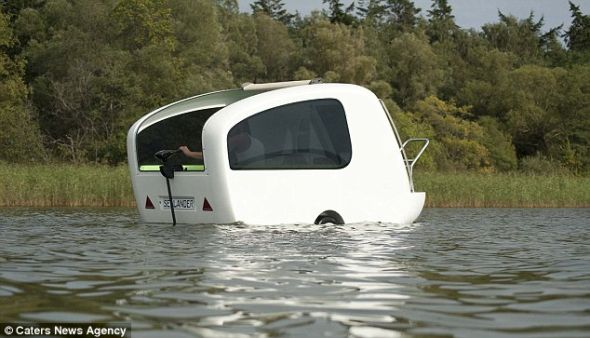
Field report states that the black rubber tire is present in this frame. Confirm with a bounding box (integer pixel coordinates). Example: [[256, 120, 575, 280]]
[[314, 210, 344, 225], [317, 216, 337, 224]]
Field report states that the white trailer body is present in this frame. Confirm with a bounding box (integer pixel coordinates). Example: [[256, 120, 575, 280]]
[[127, 82, 428, 225]]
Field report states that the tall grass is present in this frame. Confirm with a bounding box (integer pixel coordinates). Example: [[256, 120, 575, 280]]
[[0, 163, 134, 207], [415, 171, 590, 208], [0, 164, 588, 208]]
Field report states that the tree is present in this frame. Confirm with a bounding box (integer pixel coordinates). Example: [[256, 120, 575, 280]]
[[216, 0, 239, 14], [387, 32, 442, 107], [218, 6, 264, 84], [482, 11, 545, 64], [384, 0, 422, 33], [540, 25, 567, 66], [250, 0, 294, 25], [169, 0, 233, 94], [0, 0, 44, 22], [299, 17, 377, 84], [254, 14, 295, 81], [111, 0, 175, 51], [503, 66, 572, 162], [457, 47, 517, 118], [356, 0, 387, 24], [427, 0, 458, 43], [323, 0, 356, 26], [478, 116, 517, 171], [21, 0, 186, 163], [406, 96, 494, 171], [2, 0, 588, 173], [565, 1, 590, 52], [553, 65, 590, 171], [0, 9, 45, 162]]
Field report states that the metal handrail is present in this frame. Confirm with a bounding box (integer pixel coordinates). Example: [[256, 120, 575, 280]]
[[379, 100, 430, 192], [400, 138, 429, 191]]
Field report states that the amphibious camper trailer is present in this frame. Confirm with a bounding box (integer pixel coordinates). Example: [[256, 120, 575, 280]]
[[127, 80, 428, 225]]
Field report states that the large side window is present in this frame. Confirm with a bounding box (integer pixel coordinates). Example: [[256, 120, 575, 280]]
[[228, 99, 352, 170], [137, 107, 220, 171]]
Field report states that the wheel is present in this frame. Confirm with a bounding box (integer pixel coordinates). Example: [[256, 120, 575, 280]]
[[314, 210, 344, 225], [317, 216, 337, 224]]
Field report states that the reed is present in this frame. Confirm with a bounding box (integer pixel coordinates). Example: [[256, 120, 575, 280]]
[[0, 164, 588, 208], [415, 171, 590, 208], [0, 163, 135, 207]]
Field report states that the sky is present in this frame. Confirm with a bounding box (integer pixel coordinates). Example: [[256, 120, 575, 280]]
[[238, 0, 590, 32]]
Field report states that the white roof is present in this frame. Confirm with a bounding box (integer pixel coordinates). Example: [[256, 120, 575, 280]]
[[136, 80, 321, 133]]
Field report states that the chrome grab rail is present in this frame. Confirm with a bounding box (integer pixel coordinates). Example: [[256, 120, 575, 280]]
[[400, 138, 429, 191], [379, 100, 429, 192]]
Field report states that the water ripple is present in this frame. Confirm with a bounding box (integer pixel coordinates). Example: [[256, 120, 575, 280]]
[[0, 208, 589, 337]]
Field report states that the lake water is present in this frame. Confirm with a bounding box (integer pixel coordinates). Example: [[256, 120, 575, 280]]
[[0, 208, 589, 338]]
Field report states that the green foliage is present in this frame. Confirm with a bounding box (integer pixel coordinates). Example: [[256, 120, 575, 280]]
[[415, 171, 590, 208], [391, 95, 514, 173], [300, 17, 376, 84], [426, 0, 457, 44], [519, 153, 568, 175], [565, 1, 590, 52], [501, 65, 590, 172], [0, 163, 133, 206], [478, 116, 517, 171], [168, 0, 233, 93], [356, 0, 387, 24], [409, 96, 492, 171], [504, 66, 562, 157], [391, 110, 437, 171], [220, 9, 264, 84], [482, 12, 545, 64], [14, 0, 235, 163], [387, 32, 442, 106], [0, 9, 45, 162], [383, 0, 422, 33], [3, 163, 588, 208], [541, 27, 568, 66], [323, 0, 356, 26], [254, 14, 296, 81], [111, 0, 175, 51], [457, 48, 517, 117], [0, 0, 588, 176], [250, 0, 294, 25]]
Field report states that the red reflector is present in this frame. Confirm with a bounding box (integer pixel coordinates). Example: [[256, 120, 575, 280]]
[[145, 196, 155, 209], [202, 198, 213, 212]]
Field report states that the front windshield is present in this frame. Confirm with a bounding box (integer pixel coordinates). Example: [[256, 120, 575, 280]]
[[136, 107, 221, 171]]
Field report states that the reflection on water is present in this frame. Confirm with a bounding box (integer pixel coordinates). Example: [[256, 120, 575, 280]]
[[0, 208, 589, 337]]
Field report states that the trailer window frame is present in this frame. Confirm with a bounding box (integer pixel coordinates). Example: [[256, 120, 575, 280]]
[[228, 99, 352, 170], [136, 107, 221, 172]]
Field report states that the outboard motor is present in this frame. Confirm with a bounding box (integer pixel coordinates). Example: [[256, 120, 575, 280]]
[[155, 149, 181, 225]]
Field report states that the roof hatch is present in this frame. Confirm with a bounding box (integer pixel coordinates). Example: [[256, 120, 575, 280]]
[[241, 79, 322, 91]]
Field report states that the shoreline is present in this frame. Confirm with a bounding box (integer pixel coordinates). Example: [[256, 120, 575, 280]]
[[1, 164, 588, 208], [415, 172, 590, 208]]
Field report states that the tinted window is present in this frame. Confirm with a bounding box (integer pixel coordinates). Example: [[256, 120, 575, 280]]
[[137, 107, 220, 171], [228, 99, 352, 170]]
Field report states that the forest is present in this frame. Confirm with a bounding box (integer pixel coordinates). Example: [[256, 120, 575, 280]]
[[1, 0, 589, 174]]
